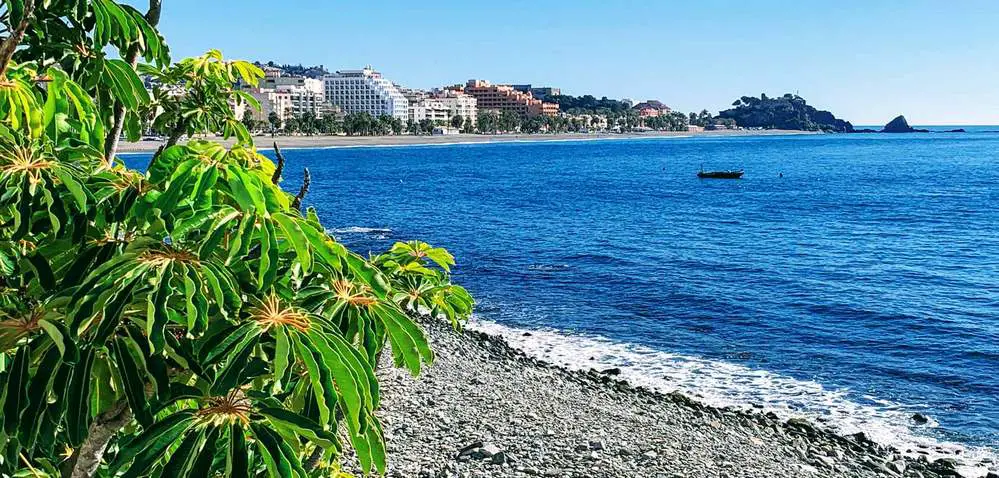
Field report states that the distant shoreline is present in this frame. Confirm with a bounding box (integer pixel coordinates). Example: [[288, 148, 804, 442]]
[[117, 129, 816, 153]]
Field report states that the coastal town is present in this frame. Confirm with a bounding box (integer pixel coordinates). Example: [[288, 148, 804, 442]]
[[202, 63, 704, 137]]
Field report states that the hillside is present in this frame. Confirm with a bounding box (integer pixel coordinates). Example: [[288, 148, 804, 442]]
[[717, 94, 854, 132]]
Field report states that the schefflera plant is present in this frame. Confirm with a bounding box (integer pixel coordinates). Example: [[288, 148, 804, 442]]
[[0, 1, 474, 477]]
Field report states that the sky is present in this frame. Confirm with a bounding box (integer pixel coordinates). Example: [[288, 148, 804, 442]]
[[143, 0, 999, 125]]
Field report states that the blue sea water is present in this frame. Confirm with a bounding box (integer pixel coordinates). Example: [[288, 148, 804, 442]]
[[126, 131, 999, 467]]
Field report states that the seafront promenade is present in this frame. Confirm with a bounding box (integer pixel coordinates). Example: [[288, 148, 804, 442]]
[[117, 129, 814, 153]]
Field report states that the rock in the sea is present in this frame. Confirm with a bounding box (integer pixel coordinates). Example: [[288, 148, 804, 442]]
[[911, 413, 929, 424], [600, 367, 622, 376], [882, 115, 929, 133]]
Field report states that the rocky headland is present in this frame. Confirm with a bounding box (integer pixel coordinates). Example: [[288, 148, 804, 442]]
[[350, 319, 992, 478]]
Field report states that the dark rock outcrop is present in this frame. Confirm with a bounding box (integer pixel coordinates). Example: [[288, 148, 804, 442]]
[[882, 115, 929, 133]]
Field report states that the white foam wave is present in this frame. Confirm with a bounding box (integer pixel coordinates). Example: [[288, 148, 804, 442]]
[[468, 318, 997, 477]]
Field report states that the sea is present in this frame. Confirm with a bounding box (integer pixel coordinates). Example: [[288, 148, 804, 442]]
[[126, 127, 999, 473]]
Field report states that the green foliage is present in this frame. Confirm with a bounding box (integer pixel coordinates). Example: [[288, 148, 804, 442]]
[[0, 1, 473, 477], [717, 93, 855, 132], [547, 94, 631, 114], [141, 49, 264, 146]]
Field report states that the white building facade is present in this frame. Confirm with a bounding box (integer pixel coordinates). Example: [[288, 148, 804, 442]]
[[323, 67, 408, 120], [406, 90, 478, 126]]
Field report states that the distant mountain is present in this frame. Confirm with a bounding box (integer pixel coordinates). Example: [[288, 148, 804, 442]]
[[716, 93, 854, 132]]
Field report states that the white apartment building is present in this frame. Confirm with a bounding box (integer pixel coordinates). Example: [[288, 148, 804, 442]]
[[324, 67, 408, 120], [408, 98, 451, 124], [434, 90, 477, 125], [407, 89, 478, 126], [278, 85, 324, 118], [245, 88, 292, 124], [244, 84, 326, 125]]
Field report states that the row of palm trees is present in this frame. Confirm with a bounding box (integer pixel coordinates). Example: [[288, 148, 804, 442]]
[[239, 108, 694, 138]]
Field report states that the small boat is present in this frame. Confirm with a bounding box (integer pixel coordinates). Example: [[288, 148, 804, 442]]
[[697, 169, 744, 179]]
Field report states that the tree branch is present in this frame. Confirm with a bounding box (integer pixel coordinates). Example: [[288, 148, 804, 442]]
[[104, 0, 163, 165], [64, 401, 132, 478], [146, 119, 186, 171], [292, 168, 310, 211], [271, 142, 285, 185], [0, 0, 36, 78]]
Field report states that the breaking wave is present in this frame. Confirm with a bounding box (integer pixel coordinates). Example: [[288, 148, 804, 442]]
[[468, 318, 997, 477]]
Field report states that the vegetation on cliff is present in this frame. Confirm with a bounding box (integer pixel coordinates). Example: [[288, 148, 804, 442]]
[[717, 94, 854, 132], [0, 1, 471, 477]]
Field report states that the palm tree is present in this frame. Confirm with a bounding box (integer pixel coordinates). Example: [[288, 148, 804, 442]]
[[268, 111, 281, 136]]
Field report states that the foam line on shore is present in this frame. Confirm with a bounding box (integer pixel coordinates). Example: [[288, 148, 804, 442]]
[[467, 318, 996, 476]]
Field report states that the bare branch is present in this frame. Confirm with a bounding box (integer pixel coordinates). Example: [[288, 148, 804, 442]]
[[271, 142, 285, 185], [292, 168, 310, 211]]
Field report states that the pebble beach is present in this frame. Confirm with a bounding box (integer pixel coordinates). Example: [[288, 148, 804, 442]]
[[357, 320, 978, 478]]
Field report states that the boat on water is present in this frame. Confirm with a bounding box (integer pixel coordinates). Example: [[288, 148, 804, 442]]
[[697, 169, 744, 179]]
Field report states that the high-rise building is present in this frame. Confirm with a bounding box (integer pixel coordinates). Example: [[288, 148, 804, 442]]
[[323, 67, 409, 120], [457, 80, 558, 117]]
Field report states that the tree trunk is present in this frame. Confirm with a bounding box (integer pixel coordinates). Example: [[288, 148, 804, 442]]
[[64, 401, 132, 478], [103, 0, 163, 165], [0, 0, 36, 78]]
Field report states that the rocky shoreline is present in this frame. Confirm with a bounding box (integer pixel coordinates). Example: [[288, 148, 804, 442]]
[[356, 320, 985, 478]]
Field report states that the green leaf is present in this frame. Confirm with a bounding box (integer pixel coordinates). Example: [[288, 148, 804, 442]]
[[227, 424, 250, 478], [112, 337, 154, 427], [158, 428, 204, 478], [26, 253, 56, 291], [2, 346, 29, 434], [51, 167, 88, 212], [18, 345, 62, 450], [186, 425, 221, 478], [258, 407, 338, 449], [111, 410, 196, 475], [209, 329, 261, 396], [272, 213, 313, 273], [65, 347, 95, 445]]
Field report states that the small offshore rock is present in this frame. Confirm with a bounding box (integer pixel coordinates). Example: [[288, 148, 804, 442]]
[[911, 413, 929, 424], [599, 367, 621, 376]]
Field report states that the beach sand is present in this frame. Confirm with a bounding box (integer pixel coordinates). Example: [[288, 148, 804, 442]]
[[118, 129, 815, 153]]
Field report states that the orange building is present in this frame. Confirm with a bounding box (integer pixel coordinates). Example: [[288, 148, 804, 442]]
[[457, 80, 559, 117]]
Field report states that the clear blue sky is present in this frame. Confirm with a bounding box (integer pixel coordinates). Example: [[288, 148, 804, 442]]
[[145, 0, 999, 125]]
